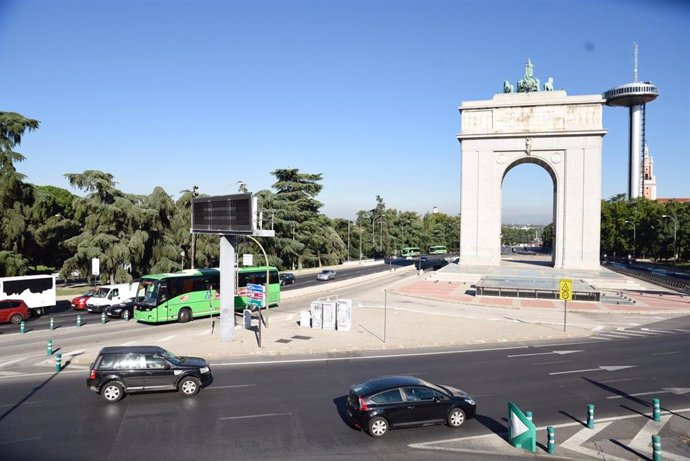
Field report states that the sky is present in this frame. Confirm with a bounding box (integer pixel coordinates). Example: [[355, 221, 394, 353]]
[[1, 0, 688, 224]]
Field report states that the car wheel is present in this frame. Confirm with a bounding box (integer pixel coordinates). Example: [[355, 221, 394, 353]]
[[10, 314, 23, 324], [179, 376, 201, 396], [101, 381, 125, 403], [447, 408, 466, 428], [367, 416, 389, 437], [178, 308, 192, 323]]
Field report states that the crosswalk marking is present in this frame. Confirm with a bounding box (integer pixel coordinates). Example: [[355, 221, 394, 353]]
[[592, 327, 689, 341]]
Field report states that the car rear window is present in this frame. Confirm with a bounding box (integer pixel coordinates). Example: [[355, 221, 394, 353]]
[[96, 355, 120, 369]]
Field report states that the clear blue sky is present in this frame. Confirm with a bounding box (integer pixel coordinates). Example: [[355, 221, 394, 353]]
[[1, 0, 688, 224]]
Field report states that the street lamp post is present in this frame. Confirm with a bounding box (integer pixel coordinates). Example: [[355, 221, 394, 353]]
[[347, 220, 351, 262], [662, 214, 678, 263], [624, 220, 636, 261]]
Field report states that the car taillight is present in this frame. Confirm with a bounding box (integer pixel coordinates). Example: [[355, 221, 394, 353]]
[[358, 396, 369, 411], [89, 369, 96, 380]]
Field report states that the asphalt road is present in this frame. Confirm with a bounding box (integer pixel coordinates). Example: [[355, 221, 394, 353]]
[[1, 319, 688, 460]]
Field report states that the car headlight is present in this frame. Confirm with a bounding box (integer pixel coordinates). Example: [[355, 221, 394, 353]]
[[464, 397, 475, 405], [199, 366, 210, 374]]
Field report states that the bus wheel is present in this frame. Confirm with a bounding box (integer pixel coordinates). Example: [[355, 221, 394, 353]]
[[178, 308, 192, 323]]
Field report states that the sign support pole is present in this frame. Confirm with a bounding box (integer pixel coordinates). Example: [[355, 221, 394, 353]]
[[219, 235, 237, 341]]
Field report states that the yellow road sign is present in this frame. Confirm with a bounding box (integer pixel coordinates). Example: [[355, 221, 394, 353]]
[[559, 279, 573, 301]]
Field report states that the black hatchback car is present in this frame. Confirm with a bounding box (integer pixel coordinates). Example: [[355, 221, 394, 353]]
[[105, 297, 135, 319], [347, 375, 476, 437], [87, 346, 213, 402], [279, 272, 295, 286]]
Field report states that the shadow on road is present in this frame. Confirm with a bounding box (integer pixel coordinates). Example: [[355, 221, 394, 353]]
[[474, 413, 508, 440], [610, 439, 650, 461], [0, 371, 59, 422], [558, 410, 586, 427], [332, 395, 359, 431], [582, 377, 650, 407]]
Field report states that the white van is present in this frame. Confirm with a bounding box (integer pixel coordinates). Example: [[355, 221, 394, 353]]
[[86, 283, 138, 314]]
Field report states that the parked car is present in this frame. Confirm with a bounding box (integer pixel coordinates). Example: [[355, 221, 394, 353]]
[[87, 346, 213, 402], [105, 297, 135, 319], [346, 375, 476, 437], [0, 299, 31, 324], [279, 273, 296, 286], [85, 283, 138, 314], [316, 269, 336, 281], [72, 288, 97, 310]]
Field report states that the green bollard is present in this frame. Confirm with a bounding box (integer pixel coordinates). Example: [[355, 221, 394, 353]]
[[77, 314, 81, 327], [50, 317, 54, 330], [547, 426, 555, 454], [47, 340, 53, 356], [20, 320, 25, 334], [526, 411, 533, 421], [652, 435, 662, 461], [101, 312, 106, 324], [652, 398, 661, 422], [587, 404, 595, 429], [55, 353, 62, 372]]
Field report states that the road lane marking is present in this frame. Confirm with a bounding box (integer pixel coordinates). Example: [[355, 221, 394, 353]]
[[531, 360, 567, 365], [0, 400, 48, 409], [196, 330, 212, 336], [641, 328, 675, 334], [212, 345, 530, 367], [600, 377, 642, 384], [220, 412, 291, 421], [560, 421, 628, 461], [549, 365, 635, 375], [0, 436, 44, 446], [508, 350, 582, 358], [61, 349, 86, 357], [157, 335, 176, 342], [628, 414, 672, 450], [121, 341, 137, 346], [652, 351, 680, 355]]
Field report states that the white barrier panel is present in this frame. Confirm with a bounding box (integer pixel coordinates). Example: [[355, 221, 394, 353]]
[[336, 299, 352, 331], [300, 310, 311, 328], [310, 302, 323, 329], [322, 302, 337, 330]]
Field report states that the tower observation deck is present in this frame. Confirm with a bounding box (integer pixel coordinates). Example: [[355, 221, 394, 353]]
[[603, 44, 659, 199]]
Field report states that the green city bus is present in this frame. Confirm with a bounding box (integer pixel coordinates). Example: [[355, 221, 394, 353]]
[[133, 267, 280, 324], [400, 246, 421, 258], [429, 245, 448, 255]]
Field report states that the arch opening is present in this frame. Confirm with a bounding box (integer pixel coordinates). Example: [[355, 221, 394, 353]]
[[500, 157, 556, 267]]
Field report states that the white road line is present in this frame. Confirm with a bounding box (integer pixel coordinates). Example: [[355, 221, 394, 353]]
[[196, 330, 211, 336], [157, 335, 176, 342], [560, 422, 628, 461], [0, 400, 48, 409], [0, 357, 32, 368], [220, 412, 291, 421], [607, 390, 670, 399], [593, 325, 604, 331], [213, 345, 529, 367], [624, 330, 661, 336], [605, 331, 649, 337], [652, 351, 680, 356], [531, 360, 567, 365], [121, 341, 136, 346], [628, 414, 671, 450], [673, 329, 690, 333], [61, 349, 86, 357]]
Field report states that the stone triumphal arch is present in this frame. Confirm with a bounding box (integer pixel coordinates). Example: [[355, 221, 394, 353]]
[[457, 68, 607, 270]]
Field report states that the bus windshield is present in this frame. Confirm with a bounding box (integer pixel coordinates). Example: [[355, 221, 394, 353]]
[[137, 279, 159, 306]]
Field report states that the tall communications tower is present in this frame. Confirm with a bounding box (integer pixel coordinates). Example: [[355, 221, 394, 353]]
[[603, 43, 659, 199]]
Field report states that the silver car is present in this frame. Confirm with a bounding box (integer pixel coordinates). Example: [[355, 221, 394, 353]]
[[316, 269, 336, 281]]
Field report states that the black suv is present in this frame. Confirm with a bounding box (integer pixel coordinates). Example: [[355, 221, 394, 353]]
[[87, 346, 213, 402], [347, 375, 476, 437]]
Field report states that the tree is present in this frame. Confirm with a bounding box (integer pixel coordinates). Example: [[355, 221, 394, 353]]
[[0, 112, 40, 275]]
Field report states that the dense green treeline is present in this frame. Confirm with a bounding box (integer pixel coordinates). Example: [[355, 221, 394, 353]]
[[0, 112, 461, 281]]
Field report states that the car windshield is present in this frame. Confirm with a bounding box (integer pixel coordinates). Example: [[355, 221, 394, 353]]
[[160, 350, 184, 365], [320, 270, 330, 274], [91, 288, 110, 299], [84, 288, 96, 297], [137, 280, 159, 306]]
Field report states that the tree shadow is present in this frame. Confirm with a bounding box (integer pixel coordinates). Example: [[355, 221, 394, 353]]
[[0, 371, 59, 422]]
